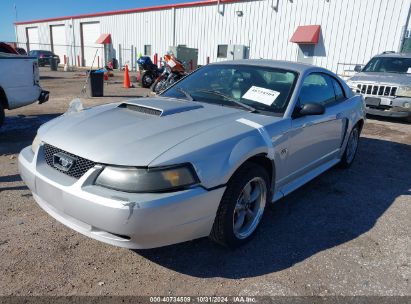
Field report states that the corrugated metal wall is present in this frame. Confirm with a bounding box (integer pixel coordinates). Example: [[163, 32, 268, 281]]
[[16, 0, 411, 72]]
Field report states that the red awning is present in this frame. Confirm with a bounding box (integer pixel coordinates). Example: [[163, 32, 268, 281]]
[[96, 34, 111, 44], [290, 25, 321, 44]]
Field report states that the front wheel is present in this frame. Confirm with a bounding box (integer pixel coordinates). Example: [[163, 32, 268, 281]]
[[339, 125, 360, 168], [141, 71, 154, 88], [210, 163, 269, 248]]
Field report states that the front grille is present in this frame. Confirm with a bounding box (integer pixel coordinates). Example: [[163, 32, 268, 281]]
[[43, 144, 96, 179], [356, 84, 397, 97]]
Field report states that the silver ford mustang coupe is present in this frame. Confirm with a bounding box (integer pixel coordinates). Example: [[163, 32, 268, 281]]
[[19, 60, 365, 249]]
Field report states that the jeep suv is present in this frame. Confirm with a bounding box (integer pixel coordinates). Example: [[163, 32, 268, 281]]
[[347, 52, 411, 122]]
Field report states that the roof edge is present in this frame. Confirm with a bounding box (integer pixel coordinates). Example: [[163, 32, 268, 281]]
[[14, 0, 241, 25]]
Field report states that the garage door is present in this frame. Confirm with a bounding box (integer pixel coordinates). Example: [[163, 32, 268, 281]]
[[26, 27, 39, 52], [51, 25, 66, 64], [81, 22, 101, 67]]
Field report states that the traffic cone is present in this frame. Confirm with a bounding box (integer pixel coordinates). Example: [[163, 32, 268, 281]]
[[123, 64, 131, 88]]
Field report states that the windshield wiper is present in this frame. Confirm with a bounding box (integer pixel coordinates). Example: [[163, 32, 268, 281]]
[[176, 87, 194, 101], [194, 89, 256, 112]]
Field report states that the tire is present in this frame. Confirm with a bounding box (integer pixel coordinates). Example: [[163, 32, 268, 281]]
[[151, 78, 166, 94], [210, 162, 269, 249], [141, 72, 154, 88], [339, 125, 360, 168], [0, 103, 4, 128]]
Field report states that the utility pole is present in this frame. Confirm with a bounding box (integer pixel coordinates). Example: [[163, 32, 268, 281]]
[[399, 3, 411, 52], [14, 3, 18, 46]]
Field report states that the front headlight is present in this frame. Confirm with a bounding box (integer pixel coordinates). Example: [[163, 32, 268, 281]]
[[31, 134, 41, 153], [396, 86, 411, 98], [95, 164, 199, 193]]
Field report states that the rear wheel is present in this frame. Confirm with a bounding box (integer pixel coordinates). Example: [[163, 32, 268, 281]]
[[0, 103, 4, 128], [151, 78, 167, 94], [339, 125, 360, 168], [210, 163, 269, 248]]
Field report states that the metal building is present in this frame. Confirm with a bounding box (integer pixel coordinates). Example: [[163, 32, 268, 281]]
[[15, 0, 411, 75]]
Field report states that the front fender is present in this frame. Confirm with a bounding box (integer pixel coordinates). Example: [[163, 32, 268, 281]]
[[149, 119, 278, 189]]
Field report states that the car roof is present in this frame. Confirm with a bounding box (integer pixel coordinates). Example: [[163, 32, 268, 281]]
[[375, 52, 411, 59], [209, 59, 329, 74]]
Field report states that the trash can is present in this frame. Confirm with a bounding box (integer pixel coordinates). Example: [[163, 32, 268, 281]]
[[50, 58, 58, 71], [87, 70, 104, 97]]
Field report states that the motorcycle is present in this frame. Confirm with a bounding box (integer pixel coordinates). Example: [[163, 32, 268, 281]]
[[151, 54, 187, 94], [137, 56, 164, 88]]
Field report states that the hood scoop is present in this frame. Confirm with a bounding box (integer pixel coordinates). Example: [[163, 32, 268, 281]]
[[119, 103, 162, 116], [118, 97, 203, 117]]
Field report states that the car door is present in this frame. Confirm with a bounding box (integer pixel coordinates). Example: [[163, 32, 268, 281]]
[[285, 73, 345, 181]]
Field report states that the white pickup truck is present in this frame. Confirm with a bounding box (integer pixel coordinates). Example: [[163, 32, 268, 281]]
[[0, 53, 49, 127]]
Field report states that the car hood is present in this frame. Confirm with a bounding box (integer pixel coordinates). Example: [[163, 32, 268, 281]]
[[39, 97, 251, 166], [349, 72, 411, 86]]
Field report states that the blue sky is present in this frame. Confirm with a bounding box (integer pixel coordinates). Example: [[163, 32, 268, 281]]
[[0, 0, 202, 41]]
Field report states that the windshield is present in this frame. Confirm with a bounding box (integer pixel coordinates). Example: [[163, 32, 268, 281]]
[[363, 57, 411, 73], [161, 64, 298, 115]]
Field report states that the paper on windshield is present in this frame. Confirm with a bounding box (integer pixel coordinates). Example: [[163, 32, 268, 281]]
[[407, 68, 411, 74], [242, 86, 280, 106]]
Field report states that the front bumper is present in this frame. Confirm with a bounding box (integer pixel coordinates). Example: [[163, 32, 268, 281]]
[[364, 96, 411, 119], [18, 145, 225, 249], [38, 58, 60, 65], [366, 107, 411, 118]]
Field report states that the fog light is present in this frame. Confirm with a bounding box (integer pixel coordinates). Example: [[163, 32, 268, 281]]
[[404, 102, 410, 109]]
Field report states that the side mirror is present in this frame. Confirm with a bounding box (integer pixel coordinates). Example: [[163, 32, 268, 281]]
[[354, 65, 362, 73], [295, 103, 325, 117]]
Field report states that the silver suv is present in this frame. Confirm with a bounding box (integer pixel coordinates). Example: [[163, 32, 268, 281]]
[[347, 52, 411, 122]]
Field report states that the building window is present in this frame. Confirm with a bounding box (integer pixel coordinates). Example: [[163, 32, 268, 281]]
[[217, 45, 228, 58], [144, 45, 152, 56], [402, 38, 411, 53]]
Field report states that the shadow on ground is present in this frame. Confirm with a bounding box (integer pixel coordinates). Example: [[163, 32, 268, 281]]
[[0, 185, 28, 192], [366, 114, 411, 125], [137, 137, 411, 278], [40, 76, 64, 80], [0, 174, 21, 183], [0, 113, 60, 155], [0, 174, 28, 192]]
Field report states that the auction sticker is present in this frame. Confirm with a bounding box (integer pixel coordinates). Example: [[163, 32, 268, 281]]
[[242, 86, 280, 106]]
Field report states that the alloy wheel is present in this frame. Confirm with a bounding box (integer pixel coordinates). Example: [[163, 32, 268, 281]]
[[346, 128, 359, 164], [232, 177, 267, 239]]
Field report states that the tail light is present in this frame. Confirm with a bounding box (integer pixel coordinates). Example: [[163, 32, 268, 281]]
[[33, 62, 40, 85]]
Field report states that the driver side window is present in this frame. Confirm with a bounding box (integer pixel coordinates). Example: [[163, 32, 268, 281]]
[[299, 73, 335, 107]]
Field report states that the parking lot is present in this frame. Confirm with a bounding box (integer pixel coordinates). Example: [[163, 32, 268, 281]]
[[0, 69, 410, 296]]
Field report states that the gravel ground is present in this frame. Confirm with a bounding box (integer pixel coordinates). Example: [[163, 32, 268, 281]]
[[0, 69, 410, 296]]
